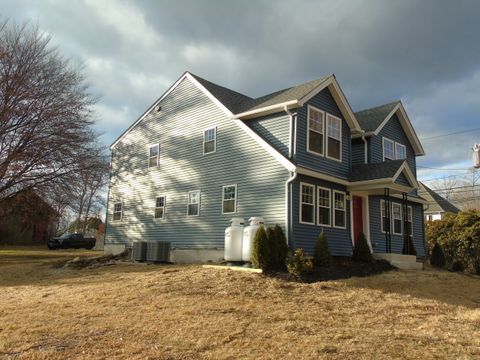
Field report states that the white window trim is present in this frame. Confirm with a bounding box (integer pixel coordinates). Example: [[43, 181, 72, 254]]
[[148, 143, 160, 168], [380, 199, 387, 233], [113, 201, 123, 221], [203, 126, 217, 155], [382, 137, 395, 161], [333, 190, 347, 229], [299, 182, 315, 225], [395, 142, 407, 160], [325, 114, 343, 163], [306, 105, 325, 156], [222, 184, 237, 214], [392, 202, 403, 235], [154, 194, 166, 220], [317, 186, 331, 227], [187, 190, 201, 217], [407, 205, 413, 236]]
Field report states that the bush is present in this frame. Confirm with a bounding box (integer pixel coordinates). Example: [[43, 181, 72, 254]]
[[251, 225, 270, 270], [313, 232, 331, 267], [272, 224, 289, 270], [451, 260, 465, 272], [402, 235, 417, 256], [430, 242, 446, 268], [286, 248, 313, 278], [352, 232, 373, 262]]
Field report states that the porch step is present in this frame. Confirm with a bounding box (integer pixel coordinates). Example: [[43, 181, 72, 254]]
[[373, 253, 423, 270]]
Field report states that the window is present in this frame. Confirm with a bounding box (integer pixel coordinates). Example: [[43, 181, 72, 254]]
[[317, 187, 331, 226], [307, 106, 324, 155], [380, 200, 389, 233], [154, 195, 166, 219], [149, 144, 159, 168], [392, 203, 402, 235], [333, 191, 346, 228], [188, 190, 200, 216], [113, 202, 122, 221], [383, 138, 395, 160], [395, 143, 406, 160], [300, 183, 315, 224], [203, 127, 216, 154], [326, 115, 342, 161], [222, 185, 237, 214], [406, 206, 413, 236]]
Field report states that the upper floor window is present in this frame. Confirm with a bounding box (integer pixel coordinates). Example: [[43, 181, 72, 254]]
[[333, 191, 346, 228], [204, 127, 216, 154], [307, 106, 324, 155], [317, 187, 331, 226], [154, 195, 166, 219], [395, 143, 406, 160], [326, 114, 342, 161], [149, 144, 159, 168], [383, 138, 395, 160], [222, 185, 237, 214], [300, 183, 315, 225], [188, 190, 200, 216], [113, 202, 123, 221]]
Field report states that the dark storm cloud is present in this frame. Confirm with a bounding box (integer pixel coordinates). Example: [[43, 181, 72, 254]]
[[2, 0, 480, 179]]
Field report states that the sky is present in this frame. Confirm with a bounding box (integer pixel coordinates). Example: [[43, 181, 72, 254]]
[[2, 0, 480, 184]]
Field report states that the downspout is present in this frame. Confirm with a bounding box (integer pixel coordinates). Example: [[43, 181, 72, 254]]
[[361, 135, 368, 164], [284, 105, 297, 248]]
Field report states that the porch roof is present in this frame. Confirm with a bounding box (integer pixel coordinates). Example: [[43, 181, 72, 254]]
[[349, 160, 405, 182]]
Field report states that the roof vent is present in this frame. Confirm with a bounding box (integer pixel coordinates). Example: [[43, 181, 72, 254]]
[[154, 105, 162, 112]]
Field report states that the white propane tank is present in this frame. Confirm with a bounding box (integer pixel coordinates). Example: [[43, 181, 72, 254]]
[[242, 217, 265, 262], [224, 218, 245, 261]]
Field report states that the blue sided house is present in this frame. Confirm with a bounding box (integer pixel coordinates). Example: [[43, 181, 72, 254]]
[[104, 71, 427, 263]]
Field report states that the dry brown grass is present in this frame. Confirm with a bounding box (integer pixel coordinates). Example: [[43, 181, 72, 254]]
[[0, 247, 479, 359]]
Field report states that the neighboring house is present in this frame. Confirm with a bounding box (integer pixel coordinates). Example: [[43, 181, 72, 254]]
[[0, 191, 58, 244], [418, 182, 460, 221], [105, 71, 427, 261]]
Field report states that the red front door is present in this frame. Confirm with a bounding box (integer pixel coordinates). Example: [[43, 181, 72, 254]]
[[352, 196, 363, 245]]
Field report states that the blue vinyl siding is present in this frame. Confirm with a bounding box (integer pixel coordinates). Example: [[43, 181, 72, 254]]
[[351, 138, 365, 165], [296, 88, 351, 178], [106, 77, 289, 248], [368, 114, 417, 177], [395, 172, 411, 186], [368, 196, 425, 257], [247, 112, 290, 157], [291, 175, 352, 257]]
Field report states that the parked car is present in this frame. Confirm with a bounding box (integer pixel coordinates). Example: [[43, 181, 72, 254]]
[[47, 233, 96, 250]]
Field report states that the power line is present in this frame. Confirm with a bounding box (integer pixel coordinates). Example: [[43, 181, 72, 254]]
[[419, 171, 474, 183], [417, 165, 472, 171], [419, 127, 480, 141]]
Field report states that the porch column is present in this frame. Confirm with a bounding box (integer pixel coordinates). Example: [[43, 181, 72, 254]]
[[402, 192, 409, 254], [384, 187, 391, 253]]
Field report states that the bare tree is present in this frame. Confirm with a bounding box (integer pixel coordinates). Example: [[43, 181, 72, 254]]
[[0, 21, 98, 203]]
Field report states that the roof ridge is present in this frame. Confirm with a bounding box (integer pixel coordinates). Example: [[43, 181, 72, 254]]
[[355, 100, 400, 114], [188, 72, 253, 100]]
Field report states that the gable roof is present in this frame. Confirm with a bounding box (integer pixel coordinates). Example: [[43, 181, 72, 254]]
[[349, 159, 419, 189], [418, 182, 460, 214], [354, 101, 425, 156]]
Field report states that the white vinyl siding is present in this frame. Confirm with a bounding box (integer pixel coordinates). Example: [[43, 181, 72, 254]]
[[326, 114, 342, 161], [113, 202, 122, 221], [317, 187, 331, 226], [222, 185, 237, 214], [333, 191, 346, 228], [154, 195, 166, 219], [203, 127, 216, 154], [392, 203, 402, 235], [187, 190, 200, 216], [307, 105, 324, 155], [148, 144, 159, 168], [300, 182, 315, 225]]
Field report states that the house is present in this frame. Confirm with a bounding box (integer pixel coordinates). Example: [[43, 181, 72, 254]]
[[104, 71, 427, 262], [418, 182, 460, 221], [0, 191, 58, 244]]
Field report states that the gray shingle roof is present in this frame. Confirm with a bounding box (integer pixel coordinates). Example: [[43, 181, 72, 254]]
[[354, 101, 399, 132], [190, 72, 330, 115], [350, 160, 405, 182], [418, 182, 460, 214]]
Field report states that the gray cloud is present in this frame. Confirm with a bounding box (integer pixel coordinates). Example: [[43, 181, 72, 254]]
[[2, 0, 480, 180]]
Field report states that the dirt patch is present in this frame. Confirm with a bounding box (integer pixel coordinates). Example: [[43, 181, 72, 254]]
[[57, 251, 132, 270]]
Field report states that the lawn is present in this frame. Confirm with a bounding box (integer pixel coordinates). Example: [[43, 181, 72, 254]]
[[0, 247, 479, 359]]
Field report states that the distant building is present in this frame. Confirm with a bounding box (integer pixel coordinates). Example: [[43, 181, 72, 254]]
[[418, 182, 460, 221]]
